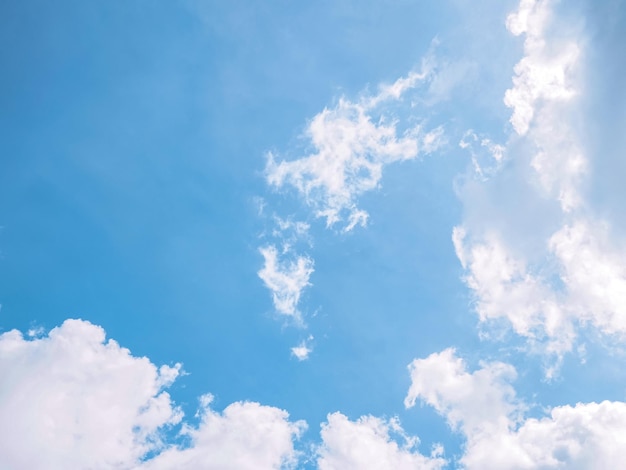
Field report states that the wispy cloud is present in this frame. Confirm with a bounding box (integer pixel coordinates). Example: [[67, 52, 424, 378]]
[[265, 64, 444, 232], [258, 245, 314, 320]]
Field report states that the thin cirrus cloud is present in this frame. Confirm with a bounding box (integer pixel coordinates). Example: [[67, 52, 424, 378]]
[[264, 65, 444, 233], [257, 48, 445, 342], [257, 244, 314, 321], [405, 348, 626, 469], [0, 320, 305, 470]]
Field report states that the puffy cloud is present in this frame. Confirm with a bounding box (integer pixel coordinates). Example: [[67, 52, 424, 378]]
[[504, 0, 579, 137], [265, 68, 443, 232], [453, 217, 626, 364], [549, 220, 626, 336], [452, 227, 574, 356], [452, 0, 626, 365], [406, 349, 626, 469], [405, 348, 520, 436], [0, 319, 182, 470], [504, 0, 585, 212], [0, 320, 306, 470], [317, 412, 446, 470], [258, 245, 314, 319], [141, 396, 306, 470]]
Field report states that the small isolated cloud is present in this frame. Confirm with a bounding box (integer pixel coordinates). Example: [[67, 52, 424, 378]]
[[452, 227, 574, 357], [258, 245, 314, 319], [291, 335, 314, 361], [317, 412, 446, 470], [265, 65, 444, 232], [0, 320, 306, 470], [405, 348, 626, 469]]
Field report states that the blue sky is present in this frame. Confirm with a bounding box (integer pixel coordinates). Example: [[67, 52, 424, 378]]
[[1, 0, 626, 468]]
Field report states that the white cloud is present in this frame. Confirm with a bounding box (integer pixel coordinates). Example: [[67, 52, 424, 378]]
[[258, 245, 314, 319], [453, 217, 626, 364], [451, 0, 626, 366], [0, 320, 307, 470], [549, 220, 626, 336], [141, 395, 306, 470], [503, 0, 585, 212], [291, 335, 314, 361], [504, 0, 579, 137], [406, 349, 626, 469], [265, 66, 443, 231], [452, 227, 574, 357], [459, 130, 505, 179], [405, 348, 521, 436], [317, 412, 446, 470], [0, 319, 182, 470]]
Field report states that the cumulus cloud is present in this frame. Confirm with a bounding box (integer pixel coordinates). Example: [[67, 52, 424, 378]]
[[0, 319, 182, 470], [406, 348, 626, 469], [452, 227, 574, 356], [405, 348, 521, 436], [258, 245, 314, 319], [549, 220, 626, 336], [459, 130, 505, 179], [453, 218, 626, 363], [265, 66, 444, 232], [504, 0, 579, 137], [141, 395, 306, 470], [451, 0, 626, 366], [317, 412, 446, 470], [0, 320, 305, 470], [503, 0, 585, 212]]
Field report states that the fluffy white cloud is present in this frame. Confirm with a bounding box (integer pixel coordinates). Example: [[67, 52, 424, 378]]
[[504, 0, 585, 212], [0, 319, 182, 470], [140, 395, 306, 470], [504, 0, 579, 137], [405, 348, 520, 436], [317, 412, 446, 470], [258, 245, 314, 319], [265, 68, 443, 232], [452, 227, 574, 356], [406, 349, 626, 469], [454, 217, 626, 363], [549, 220, 626, 336], [452, 0, 626, 365], [0, 320, 306, 470]]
